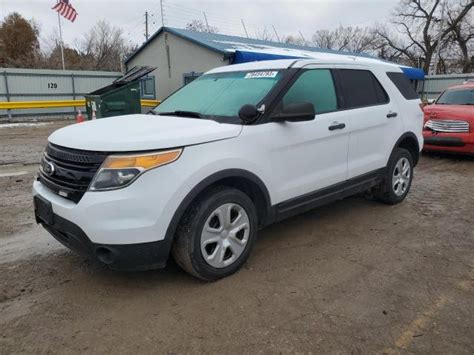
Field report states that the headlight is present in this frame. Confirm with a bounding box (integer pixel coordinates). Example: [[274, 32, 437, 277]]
[[89, 149, 182, 191]]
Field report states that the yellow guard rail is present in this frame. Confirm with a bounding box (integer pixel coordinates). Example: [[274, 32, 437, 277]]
[[0, 99, 160, 110]]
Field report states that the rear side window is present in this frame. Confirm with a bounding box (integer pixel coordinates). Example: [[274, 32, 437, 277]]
[[387, 72, 419, 100], [280, 69, 338, 114], [337, 69, 389, 109]]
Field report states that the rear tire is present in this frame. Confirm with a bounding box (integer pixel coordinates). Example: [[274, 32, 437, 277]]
[[171, 186, 258, 281], [373, 148, 414, 205]]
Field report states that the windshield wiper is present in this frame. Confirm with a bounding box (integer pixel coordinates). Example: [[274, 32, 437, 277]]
[[156, 110, 203, 118]]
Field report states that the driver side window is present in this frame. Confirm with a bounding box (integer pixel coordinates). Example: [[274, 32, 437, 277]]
[[279, 69, 338, 114]]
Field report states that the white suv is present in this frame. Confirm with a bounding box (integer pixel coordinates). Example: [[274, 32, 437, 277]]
[[33, 58, 423, 280]]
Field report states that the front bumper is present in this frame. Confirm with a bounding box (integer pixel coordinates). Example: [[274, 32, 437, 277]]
[[32, 161, 190, 245], [423, 131, 474, 154], [32, 160, 193, 270], [36, 209, 171, 270]]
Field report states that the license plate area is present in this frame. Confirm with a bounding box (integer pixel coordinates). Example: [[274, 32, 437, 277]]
[[34, 195, 54, 226]]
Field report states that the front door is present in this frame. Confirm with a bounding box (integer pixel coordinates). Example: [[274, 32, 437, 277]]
[[247, 68, 350, 204]]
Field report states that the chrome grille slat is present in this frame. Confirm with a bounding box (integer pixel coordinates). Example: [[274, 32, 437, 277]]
[[425, 119, 469, 133]]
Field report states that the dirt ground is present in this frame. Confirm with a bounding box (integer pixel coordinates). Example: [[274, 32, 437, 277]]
[[0, 122, 473, 354]]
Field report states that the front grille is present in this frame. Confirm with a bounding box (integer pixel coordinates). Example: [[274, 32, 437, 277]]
[[38, 143, 108, 203], [425, 119, 470, 133]]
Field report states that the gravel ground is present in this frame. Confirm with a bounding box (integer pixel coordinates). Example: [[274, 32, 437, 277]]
[[0, 121, 70, 237], [0, 122, 473, 354]]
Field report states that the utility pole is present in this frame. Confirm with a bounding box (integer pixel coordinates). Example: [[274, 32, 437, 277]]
[[203, 12, 210, 32], [57, 13, 66, 70], [145, 11, 149, 41], [298, 30, 307, 46], [160, 0, 165, 27], [432, 0, 447, 75], [272, 25, 280, 43], [241, 19, 249, 38]]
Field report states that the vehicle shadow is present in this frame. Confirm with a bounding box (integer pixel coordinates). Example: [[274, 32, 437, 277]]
[[78, 194, 379, 286], [422, 151, 474, 162], [98, 194, 381, 285]]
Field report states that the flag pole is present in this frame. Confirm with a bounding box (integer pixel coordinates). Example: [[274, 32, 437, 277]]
[[57, 12, 66, 70]]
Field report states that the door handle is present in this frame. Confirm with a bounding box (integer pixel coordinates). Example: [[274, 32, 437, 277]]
[[328, 123, 346, 131], [386, 111, 398, 118]]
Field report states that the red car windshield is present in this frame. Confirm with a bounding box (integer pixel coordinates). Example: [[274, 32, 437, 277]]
[[436, 88, 474, 105]]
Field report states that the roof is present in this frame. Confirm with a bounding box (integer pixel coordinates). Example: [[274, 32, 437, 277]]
[[125, 26, 375, 64], [206, 59, 299, 74], [207, 57, 402, 75], [125, 26, 424, 80], [448, 81, 474, 90]]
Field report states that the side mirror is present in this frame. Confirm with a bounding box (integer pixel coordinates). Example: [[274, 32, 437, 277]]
[[273, 102, 316, 122], [238, 104, 259, 123]]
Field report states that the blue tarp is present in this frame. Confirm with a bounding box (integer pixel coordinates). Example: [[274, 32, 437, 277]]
[[400, 66, 425, 81], [232, 50, 425, 81], [233, 50, 304, 64]]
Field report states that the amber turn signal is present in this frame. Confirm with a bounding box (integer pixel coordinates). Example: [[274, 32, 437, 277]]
[[102, 149, 182, 170]]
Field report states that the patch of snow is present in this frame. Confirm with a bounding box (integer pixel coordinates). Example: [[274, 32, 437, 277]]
[[0, 122, 51, 129]]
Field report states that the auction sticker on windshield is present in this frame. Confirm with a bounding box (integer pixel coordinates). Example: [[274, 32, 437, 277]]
[[245, 71, 278, 79]]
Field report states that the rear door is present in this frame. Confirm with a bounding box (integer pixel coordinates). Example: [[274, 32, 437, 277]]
[[333, 68, 402, 178]]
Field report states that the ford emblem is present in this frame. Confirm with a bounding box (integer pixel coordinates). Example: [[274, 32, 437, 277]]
[[43, 160, 56, 177]]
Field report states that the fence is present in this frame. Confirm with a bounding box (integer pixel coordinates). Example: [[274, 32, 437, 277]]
[[418, 73, 474, 101], [0, 67, 156, 121]]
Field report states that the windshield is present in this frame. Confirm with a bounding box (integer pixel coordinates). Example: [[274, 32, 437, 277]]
[[153, 70, 283, 119], [436, 88, 474, 105]]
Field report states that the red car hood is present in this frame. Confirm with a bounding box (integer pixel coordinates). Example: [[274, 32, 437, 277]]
[[423, 104, 474, 122]]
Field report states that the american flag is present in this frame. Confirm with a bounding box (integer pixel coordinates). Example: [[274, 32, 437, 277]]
[[52, 0, 78, 22]]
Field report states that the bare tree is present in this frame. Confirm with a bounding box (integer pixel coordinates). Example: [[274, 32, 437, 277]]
[[446, 2, 473, 73], [185, 19, 219, 33], [283, 35, 306, 46], [376, 0, 473, 73], [312, 25, 378, 53], [312, 29, 337, 50], [375, 24, 419, 67], [77, 20, 130, 71], [254, 28, 273, 41]]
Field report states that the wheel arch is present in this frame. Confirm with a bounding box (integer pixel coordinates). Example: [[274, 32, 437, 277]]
[[392, 132, 420, 166], [162, 169, 272, 258]]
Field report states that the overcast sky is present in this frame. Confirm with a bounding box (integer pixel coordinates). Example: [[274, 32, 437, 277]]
[[1, 0, 399, 50]]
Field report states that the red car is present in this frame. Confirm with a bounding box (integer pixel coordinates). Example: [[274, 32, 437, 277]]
[[423, 81, 474, 154]]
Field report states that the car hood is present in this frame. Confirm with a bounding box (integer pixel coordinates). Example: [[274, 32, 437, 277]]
[[424, 104, 474, 122], [48, 114, 242, 152]]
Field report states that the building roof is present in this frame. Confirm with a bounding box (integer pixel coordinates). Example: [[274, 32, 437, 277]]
[[125, 26, 425, 80], [125, 26, 375, 64]]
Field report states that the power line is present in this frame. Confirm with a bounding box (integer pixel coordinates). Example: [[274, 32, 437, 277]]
[[123, 0, 381, 48], [162, 2, 269, 34]]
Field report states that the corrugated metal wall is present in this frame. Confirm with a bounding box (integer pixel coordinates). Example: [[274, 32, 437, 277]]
[[419, 73, 474, 101], [0, 68, 121, 119]]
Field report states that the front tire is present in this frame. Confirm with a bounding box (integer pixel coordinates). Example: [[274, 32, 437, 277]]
[[373, 148, 414, 205], [171, 186, 258, 281]]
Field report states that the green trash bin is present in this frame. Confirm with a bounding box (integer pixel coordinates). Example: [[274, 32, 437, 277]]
[[85, 66, 156, 120]]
